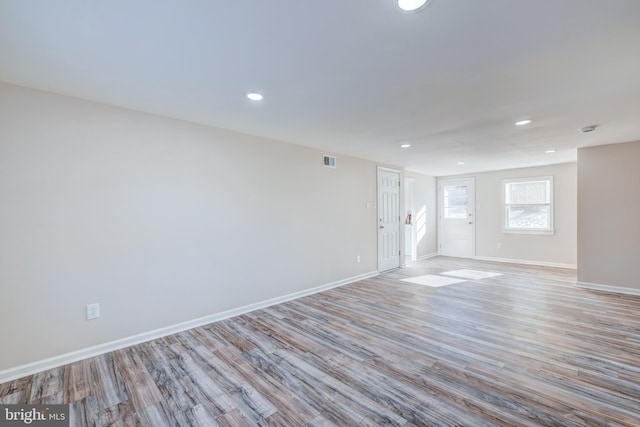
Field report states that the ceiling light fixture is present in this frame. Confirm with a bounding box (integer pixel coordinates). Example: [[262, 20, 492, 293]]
[[457, 162, 465, 166], [514, 119, 532, 126], [397, 0, 429, 12], [580, 125, 597, 133], [400, 144, 411, 148], [246, 92, 263, 101], [545, 149, 557, 154]]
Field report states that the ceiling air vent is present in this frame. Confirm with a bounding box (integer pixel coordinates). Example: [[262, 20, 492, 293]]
[[323, 154, 336, 168]]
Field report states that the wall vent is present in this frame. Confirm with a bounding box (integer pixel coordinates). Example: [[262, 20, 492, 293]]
[[323, 154, 336, 168]]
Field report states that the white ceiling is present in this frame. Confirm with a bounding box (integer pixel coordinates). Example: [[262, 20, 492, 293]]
[[2, 0, 640, 176]]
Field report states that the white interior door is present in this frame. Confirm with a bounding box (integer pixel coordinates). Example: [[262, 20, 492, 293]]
[[438, 178, 475, 258], [378, 168, 401, 271]]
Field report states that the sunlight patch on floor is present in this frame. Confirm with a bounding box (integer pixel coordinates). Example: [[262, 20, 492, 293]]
[[400, 275, 466, 288], [440, 269, 503, 280]]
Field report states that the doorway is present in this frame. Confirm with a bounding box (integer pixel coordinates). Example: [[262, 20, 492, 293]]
[[438, 178, 475, 258], [404, 177, 417, 265], [378, 168, 401, 271]]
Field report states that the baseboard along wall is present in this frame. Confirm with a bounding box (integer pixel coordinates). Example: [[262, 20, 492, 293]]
[[474, 256, 577, 270], [0, 271, 378, 384], [576, 281, 640, 297], [417, 253, 438, 261]]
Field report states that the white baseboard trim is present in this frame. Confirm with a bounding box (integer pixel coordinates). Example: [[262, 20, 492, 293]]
[[416, 253, 438, 261], [0, 271, 378, 384], [402, 253, 438, 266], [576, 281, 640, 296], [474, 256, 577, 270]]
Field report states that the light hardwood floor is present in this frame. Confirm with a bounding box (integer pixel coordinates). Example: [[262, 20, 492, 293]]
[[1, 257, 639, 426]]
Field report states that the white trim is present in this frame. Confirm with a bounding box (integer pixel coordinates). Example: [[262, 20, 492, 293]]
[[0, 271, 378, 384], [417, 252, 438, 261], [402, 252, 437, 267], [501, 229, 555, 236], [377, 166, 402, 174], [576, 281, 640, 296], [474, 256, 576, 270]]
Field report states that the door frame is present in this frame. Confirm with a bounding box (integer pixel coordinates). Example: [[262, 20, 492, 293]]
[[404, 177, 417, 264], [437, 177, 476, 259], [377, 167, 402, 272]]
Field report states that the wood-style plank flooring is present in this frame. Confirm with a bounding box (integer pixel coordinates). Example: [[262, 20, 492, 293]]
[[1, 257, 639, 426]]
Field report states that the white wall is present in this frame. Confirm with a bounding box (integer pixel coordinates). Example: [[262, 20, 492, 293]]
[[440, 163, 577, 267], [577, 140, 640, 293], [405, 172, 437, 259], [0, 83, 382, 372]]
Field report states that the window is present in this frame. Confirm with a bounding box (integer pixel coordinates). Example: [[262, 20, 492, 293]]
[[443, 184, 469, 219], [503, 176, 554, 235]]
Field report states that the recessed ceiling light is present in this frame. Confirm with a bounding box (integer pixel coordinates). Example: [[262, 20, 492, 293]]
[[246, 92, 263, 101], [400, 144, 411, 148], [545, 149, 557, 154], [580, 125, 597, 133], [514, 119, 532, 126], [457, 162, 465, 166], [397, 0, 429, 12]]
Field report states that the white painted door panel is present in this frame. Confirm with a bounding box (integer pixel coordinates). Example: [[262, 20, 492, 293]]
[[378, 169, 400, 271], [438, 178, 475, 258]]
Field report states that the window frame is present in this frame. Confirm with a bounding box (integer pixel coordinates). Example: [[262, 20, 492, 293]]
[[502, 176, 555, 235]]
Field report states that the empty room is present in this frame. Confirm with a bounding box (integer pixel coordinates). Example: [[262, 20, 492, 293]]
[[1, 1, 639, 426]]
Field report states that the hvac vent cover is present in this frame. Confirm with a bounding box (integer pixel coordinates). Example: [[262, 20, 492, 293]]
[[323, 154, 336, 168]]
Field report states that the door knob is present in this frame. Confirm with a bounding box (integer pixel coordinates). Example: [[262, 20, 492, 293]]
[[468, 221, 473, 224]]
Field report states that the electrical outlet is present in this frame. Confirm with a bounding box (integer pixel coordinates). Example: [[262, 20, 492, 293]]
[[86, 303, 100, 320], [497, 242, 502, 249], [356, 255, 361, 263]]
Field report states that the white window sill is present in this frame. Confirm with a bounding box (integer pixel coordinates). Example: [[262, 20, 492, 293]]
[[502, 229, 555, 236]]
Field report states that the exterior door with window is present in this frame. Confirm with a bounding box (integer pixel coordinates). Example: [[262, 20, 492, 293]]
[[438, 178, 475, 258]]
